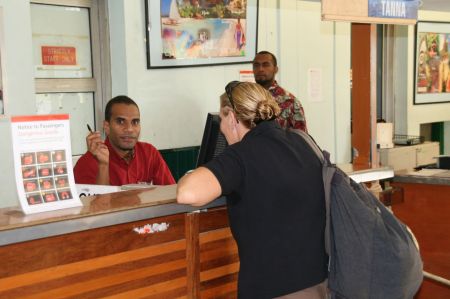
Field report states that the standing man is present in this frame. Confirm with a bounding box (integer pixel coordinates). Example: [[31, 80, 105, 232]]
[[74, 95, 175, 186], [253, 51, 308, 132]]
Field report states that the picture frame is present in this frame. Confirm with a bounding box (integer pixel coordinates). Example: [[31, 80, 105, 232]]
[[414, 21, 450, 104], [145, 0, 259, 69]]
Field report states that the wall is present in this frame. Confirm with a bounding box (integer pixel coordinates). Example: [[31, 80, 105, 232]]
[[281, 1, 351, 163], [394, 10, 450, 144], [108, 0, 351, 162], [0, 0, 35, 208]]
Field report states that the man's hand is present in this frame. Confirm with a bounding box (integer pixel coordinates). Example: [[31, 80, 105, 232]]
[[86, 131, 109, 165], [86, 131, 110, 185]]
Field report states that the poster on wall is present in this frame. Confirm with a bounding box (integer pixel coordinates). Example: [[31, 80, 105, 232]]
[[11, 114, 82, 214], [414, 21, 450, 104], [145, 0, 259, 68]]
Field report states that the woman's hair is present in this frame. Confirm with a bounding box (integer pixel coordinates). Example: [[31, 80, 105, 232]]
[[221, 82, 280, 128]]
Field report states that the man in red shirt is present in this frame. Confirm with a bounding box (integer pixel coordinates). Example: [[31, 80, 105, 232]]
[[253, 51, 308, 132], [74, 96, 175, 186]]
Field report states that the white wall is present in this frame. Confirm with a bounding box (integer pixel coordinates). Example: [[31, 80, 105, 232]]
[[0, 0, 35, 208], [108, 0, 351, 162], [281, 1, 351, 163], [395, 10, 450, 140]]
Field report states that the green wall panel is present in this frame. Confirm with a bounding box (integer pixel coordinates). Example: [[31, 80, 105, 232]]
[[160, 146, 200, 181]]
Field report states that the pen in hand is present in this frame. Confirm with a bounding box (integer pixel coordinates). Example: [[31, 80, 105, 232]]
[[87, 124, 93, 133]]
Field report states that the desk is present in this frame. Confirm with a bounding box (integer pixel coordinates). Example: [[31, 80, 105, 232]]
[[0, 186, 235, 298], [392, 170, 450, 299]]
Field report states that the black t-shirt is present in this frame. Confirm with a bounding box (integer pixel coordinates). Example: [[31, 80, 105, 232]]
[[205, 121, 327, 299]]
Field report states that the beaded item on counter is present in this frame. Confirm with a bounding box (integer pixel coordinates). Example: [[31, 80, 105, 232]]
[[133, 222, 170, 234]]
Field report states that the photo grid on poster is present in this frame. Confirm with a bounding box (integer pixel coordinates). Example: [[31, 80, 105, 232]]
[[21, 149, 73, 206]]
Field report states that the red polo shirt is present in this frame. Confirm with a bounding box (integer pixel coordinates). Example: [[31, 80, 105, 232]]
[[74, 138, 175, 186]]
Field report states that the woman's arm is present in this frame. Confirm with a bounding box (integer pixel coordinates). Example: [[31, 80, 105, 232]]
[[176, 167, 222, 207]]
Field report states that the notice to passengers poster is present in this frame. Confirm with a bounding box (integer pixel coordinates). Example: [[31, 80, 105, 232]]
[[11, 114, 81, 214]]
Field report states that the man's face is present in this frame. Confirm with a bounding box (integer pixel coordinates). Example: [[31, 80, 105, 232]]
[[252, 53, 278, 88], [104, 103, 141, 155]]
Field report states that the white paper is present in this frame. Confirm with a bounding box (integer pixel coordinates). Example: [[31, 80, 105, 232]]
[[11, 114, 82, 214], [239, 70, 255, 83], [307, 68, 323, 102], [76, 184, 121, 197]]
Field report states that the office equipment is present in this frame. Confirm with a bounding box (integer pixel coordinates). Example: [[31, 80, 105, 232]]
[[376, 122, 394, 149], [196, 113, 228, 167], [379, 142, 439, 172], [393, 134, 424, 146], [436, 155, 450, 169]]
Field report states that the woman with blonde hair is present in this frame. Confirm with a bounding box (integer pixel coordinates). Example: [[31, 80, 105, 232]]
[[177, 81, 327, 298]]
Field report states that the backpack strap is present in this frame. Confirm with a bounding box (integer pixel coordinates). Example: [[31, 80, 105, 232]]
[[289, 129, 334, 256]]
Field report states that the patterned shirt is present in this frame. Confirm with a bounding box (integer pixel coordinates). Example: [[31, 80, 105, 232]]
[[268, 80, 307, 132]]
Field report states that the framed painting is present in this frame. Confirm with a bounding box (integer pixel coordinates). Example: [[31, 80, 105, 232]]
[[414, 21, 450, 104], [145, 0, 258, 68]]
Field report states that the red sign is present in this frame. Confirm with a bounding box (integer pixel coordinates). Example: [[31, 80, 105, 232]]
[[41, 46, 76, 65]]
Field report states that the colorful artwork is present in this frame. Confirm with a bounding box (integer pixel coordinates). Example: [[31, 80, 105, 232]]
[[146, 0, 258, 68], [415, 22, 450, 104]]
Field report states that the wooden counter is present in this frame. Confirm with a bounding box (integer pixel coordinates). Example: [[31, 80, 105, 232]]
[[0, 186, 236, 298], [392, 171, 450, 299]]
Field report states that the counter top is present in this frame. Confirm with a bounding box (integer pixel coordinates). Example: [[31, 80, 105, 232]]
[[394, 169, 450, 186], [0, 164, 393, 246], [0, 185, 225, 246], [338, 164, 394, 183]]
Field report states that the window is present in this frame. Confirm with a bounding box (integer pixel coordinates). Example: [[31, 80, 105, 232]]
[[31, 0, 109, 155]]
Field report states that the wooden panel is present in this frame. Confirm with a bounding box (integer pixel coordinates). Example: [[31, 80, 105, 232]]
[[322, 0, 367, 17], [199, 206, 230, 233], [391, 182, 450, 298], [351, 23, 373, 167], [0, 213, 187, 298], [0, 213, 185, 277], [186, 212, 200, 299], [199, 227, 238, 299]]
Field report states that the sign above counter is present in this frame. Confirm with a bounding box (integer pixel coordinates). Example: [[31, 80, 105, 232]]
[[369, 0, 419, 19], [322, 0, 418, 25]]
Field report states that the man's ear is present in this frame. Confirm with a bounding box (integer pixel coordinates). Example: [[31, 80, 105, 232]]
[[274, 65, 279, 75]]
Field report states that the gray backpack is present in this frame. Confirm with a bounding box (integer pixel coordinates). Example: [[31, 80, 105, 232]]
[[292, 129, 423, 299]]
